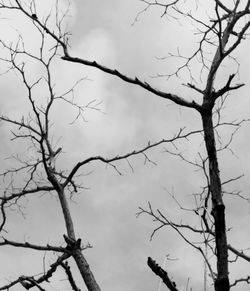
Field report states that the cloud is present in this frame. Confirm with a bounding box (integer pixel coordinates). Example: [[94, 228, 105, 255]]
[[1, 1, 250, 291]]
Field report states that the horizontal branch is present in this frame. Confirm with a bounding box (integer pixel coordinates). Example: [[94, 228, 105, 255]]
[[0, 186, 55, 202], [0, 238, 68, 253], [138, 205, 208, 237], [0, 116, 40, 136], [230, 275, 250, 288]]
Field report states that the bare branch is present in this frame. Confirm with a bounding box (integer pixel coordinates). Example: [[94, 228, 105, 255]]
[[61, 56, 201, 111], [147, 257, 179, 291], [60, 261, 81, 291], [213, 74, 245, 99], [0, 237, 68, 253], [0, 252, 71, 290], [230, 275, 250, 288], [63, 128, 203, 187], [228, 244, 250, 263]]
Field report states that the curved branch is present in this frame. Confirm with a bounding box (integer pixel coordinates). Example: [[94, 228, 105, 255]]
[[63, 128, 203, 188]]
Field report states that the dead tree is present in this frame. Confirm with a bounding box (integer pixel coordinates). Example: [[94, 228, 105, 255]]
[[0, 4, 193, 290], [0, 1, 250, 291]]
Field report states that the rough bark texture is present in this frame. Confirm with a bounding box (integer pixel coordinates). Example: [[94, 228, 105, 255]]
[[147, 257, 179, 291], [57, 188, 76, 240], [202, 112, 229, 291], [58, 189, 101, 291], [47, 171, 101, 291], [73, 249, 101, 291], [59, 188, 101, 291]]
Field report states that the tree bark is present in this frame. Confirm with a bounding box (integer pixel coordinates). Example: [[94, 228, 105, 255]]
[[47, 171, 101, 291], [58, 188, 101, 291], [201, 112, 229, 291], [73, 249, 101, 291], [147, 257, 179, 291]]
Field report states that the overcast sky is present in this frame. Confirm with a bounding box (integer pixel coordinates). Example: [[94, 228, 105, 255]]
[[1, 1, 250, 291]]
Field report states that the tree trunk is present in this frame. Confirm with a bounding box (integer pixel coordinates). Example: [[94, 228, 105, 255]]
[[201, 112, 229, 291], [73, 249, 101, 291], [48, 170, 102, 291], [58, 188, 101, 291]]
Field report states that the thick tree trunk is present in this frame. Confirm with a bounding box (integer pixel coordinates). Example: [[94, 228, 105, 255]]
[[201, 112, 229, 291]]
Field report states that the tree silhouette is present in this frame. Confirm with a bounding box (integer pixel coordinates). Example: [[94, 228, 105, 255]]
[[0, 1, 250, 291]]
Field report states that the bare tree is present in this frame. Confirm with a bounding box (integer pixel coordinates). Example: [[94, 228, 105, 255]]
[[0, 1, 250, 291], [0, 2, 194, 290]]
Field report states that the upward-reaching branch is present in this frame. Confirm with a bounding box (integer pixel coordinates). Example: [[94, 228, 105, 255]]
[[0, 1, 250, 291], [147, 257, 179, 291]]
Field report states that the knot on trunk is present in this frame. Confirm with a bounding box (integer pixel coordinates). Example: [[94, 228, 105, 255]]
[[63, 234, 81, 251]]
